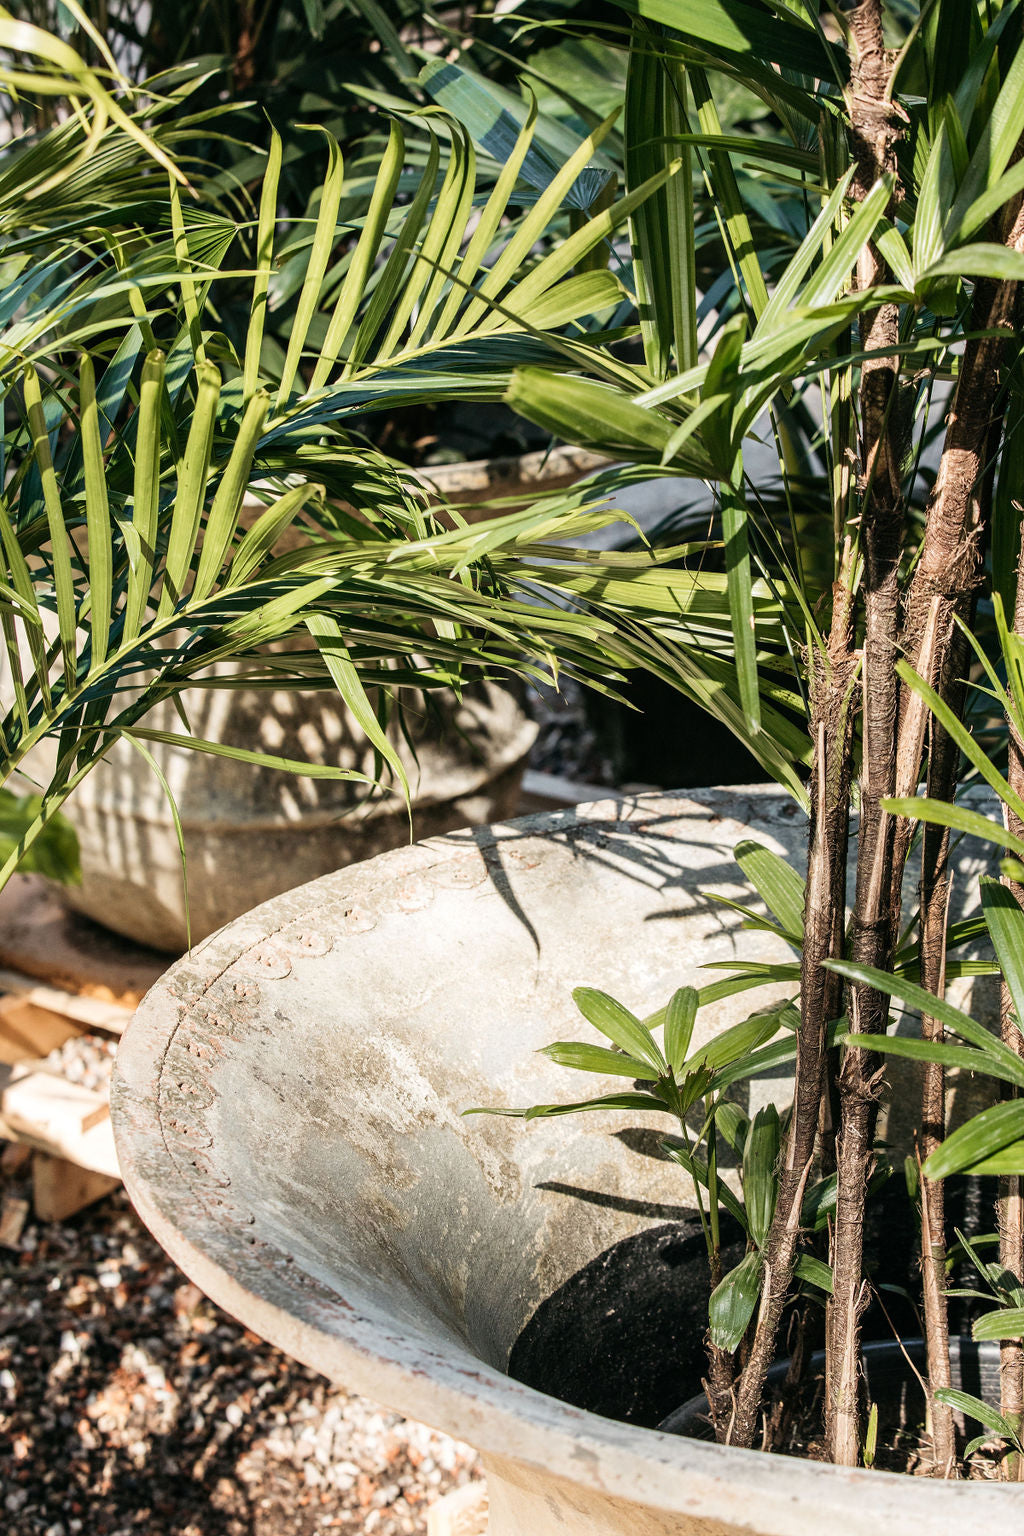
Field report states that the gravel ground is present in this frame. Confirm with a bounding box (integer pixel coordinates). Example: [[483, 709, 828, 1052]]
[[0, 1165, 481, 1536]]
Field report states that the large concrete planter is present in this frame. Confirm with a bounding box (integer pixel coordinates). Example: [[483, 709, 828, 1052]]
[[113, 788, 1017, 1535]]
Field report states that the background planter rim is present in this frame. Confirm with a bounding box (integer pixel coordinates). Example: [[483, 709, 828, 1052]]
[[113, 789, 1023, 1534]]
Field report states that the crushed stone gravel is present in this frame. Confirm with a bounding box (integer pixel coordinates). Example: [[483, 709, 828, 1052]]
[[0, 1168, 481, 1536], [41, 1034, 117, 1094]]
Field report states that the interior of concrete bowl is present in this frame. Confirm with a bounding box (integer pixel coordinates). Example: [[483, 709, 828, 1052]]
[[114, 790, 810, 1387]]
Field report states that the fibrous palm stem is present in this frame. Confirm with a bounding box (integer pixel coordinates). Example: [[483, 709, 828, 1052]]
[[898, 191, 1024, 1473], [724, 576, 858, 1449], [825, 0, 904, 1466], [916, 631, 969, 1476]]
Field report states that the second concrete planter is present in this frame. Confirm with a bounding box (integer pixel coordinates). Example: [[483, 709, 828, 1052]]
[[63, 678, 535, 952]]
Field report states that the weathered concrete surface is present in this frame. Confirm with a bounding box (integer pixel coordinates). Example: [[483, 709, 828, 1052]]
[[112, 787, 1021, 1535]]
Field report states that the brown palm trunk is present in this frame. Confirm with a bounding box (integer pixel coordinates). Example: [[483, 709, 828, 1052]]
[[824, 0, 904, 1465], [724, 577, 858, 1449], [885, 185, 1024, 1482]]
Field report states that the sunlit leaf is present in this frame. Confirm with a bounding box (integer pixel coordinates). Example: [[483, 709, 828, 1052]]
[[924, 1101, 1024, 1181], [664, 985, 699, 1073], [572, 986, 668, 1073], [972, 1308, 1024, 1343], [540, 1040, 661, 1080]]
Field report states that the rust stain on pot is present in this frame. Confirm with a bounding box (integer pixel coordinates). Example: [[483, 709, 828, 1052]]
[[430, 854, 487, 890], [278, 927, 332, 958], [340, 903, 376, 933], [501, 847, 542, 871], [165, 1114, 213, 1149], [172, 1077, 215, 1107], [242, 944, 292, 980], [167, 972, 204, 1004], [190, 1152, 231, 1188], [187, 1036, 224, 1062], [206, 1194, 256, 1225], [391, 875, 435, 913]]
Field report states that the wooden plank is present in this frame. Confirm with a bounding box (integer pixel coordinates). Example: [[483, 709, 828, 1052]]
[[32, 1153, 119, 1222], [0, 969, 133, 1037], [3, 1066, 109, 1134], [0, 1194, 29, 1248], [0, 1063, 119, 1179], [0, 1141, 31, 1175], [0, 874, 167, 1007], [0, 994, 85, 1063]]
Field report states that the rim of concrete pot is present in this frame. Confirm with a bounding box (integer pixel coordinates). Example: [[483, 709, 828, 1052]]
[[112, 789, 1019, 1536]]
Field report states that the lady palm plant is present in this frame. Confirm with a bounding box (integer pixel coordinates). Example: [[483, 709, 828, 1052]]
[[15, 0, 1024, 1477], [0, 18, 773, 914], [444, 0, 1024, 1480]]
